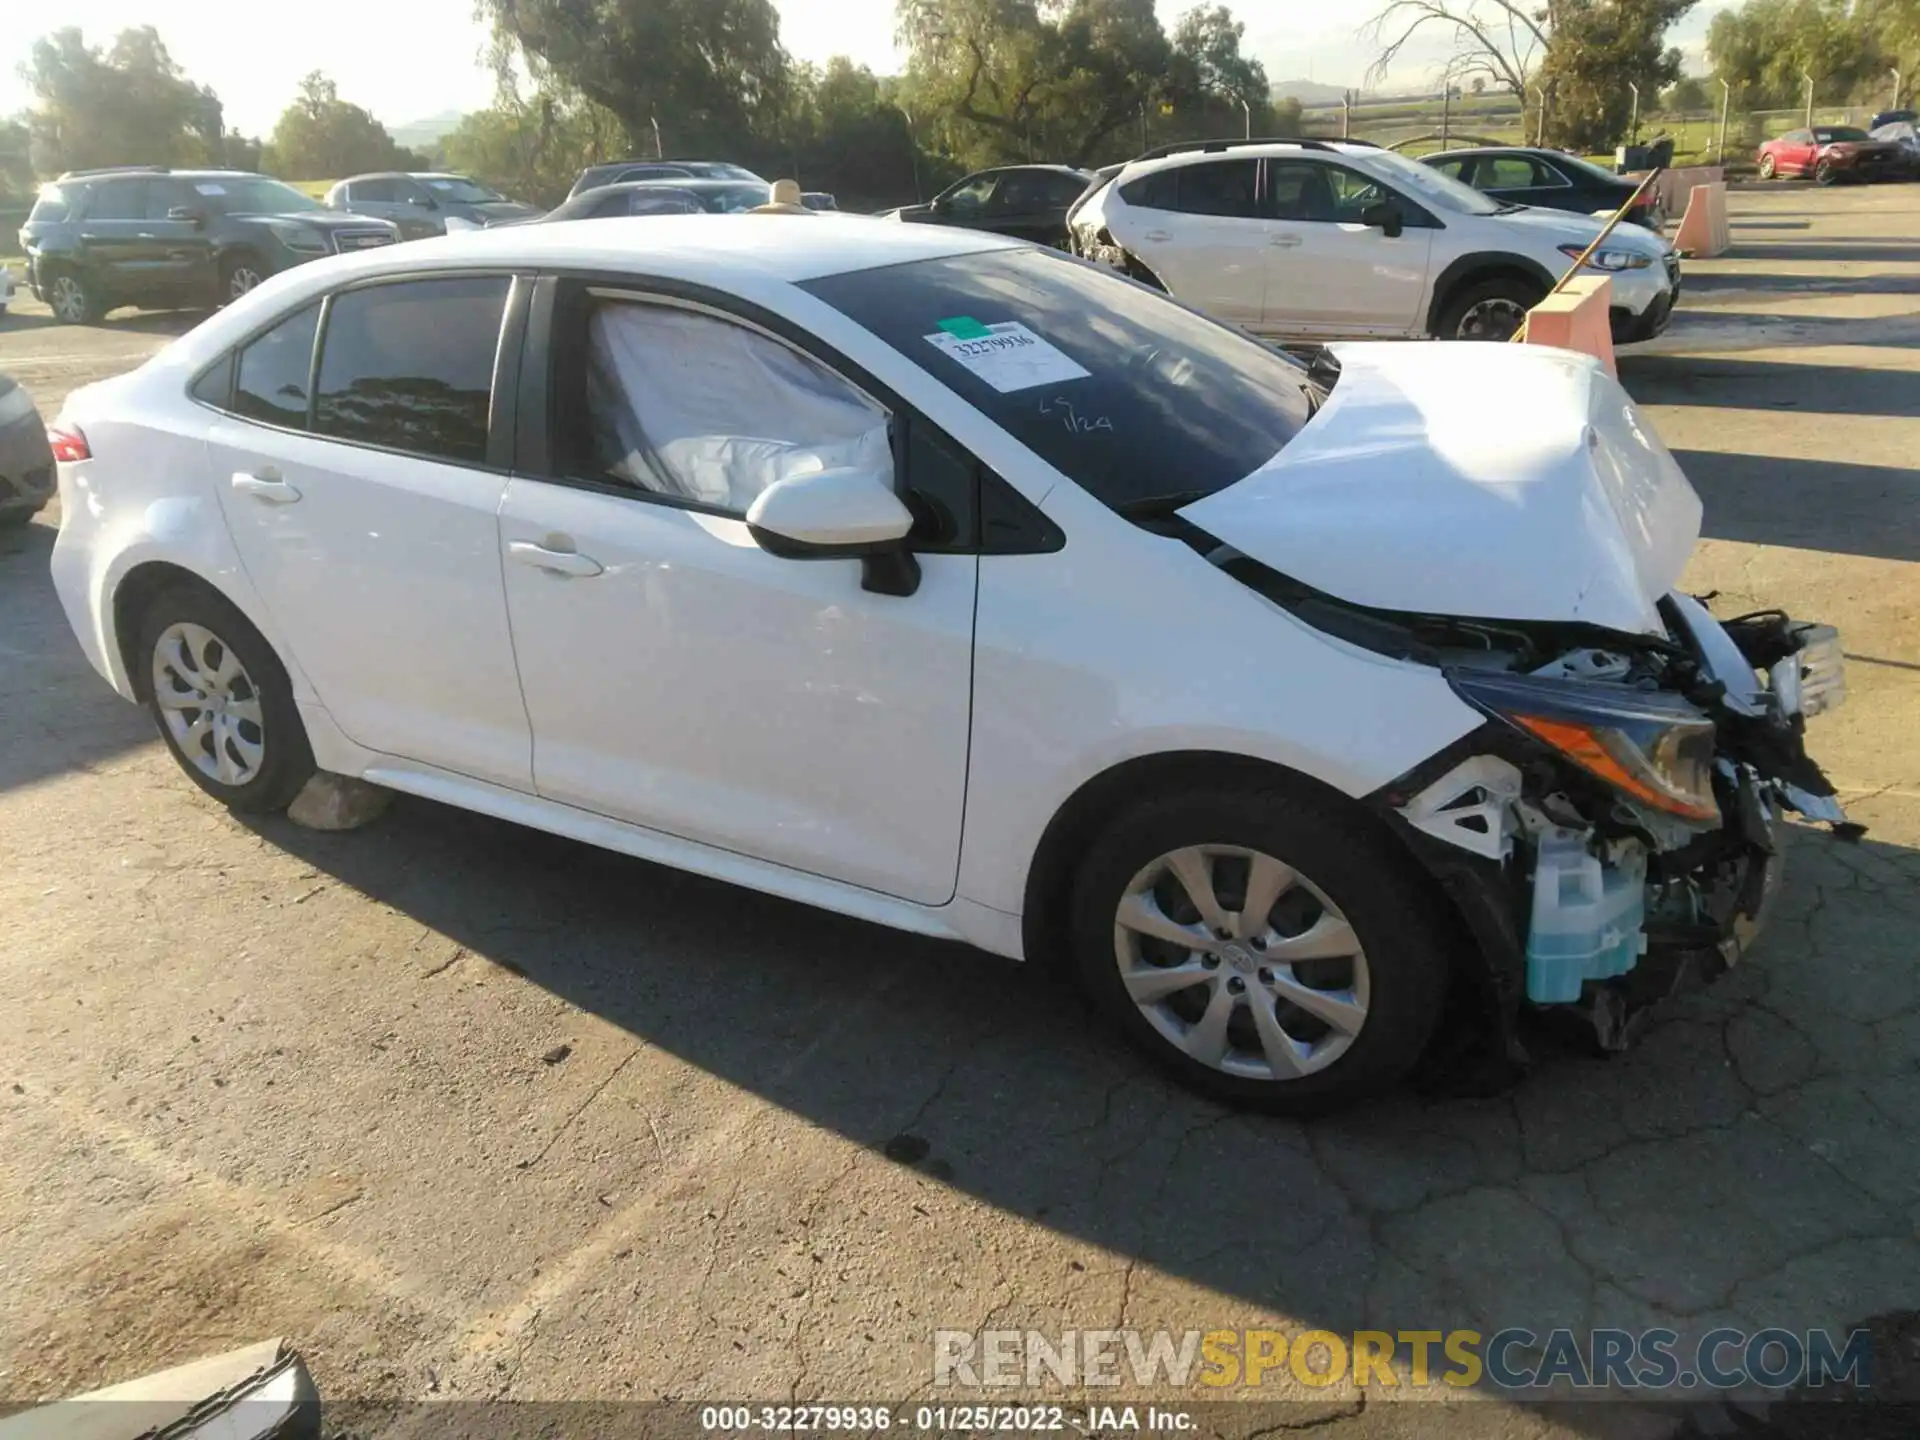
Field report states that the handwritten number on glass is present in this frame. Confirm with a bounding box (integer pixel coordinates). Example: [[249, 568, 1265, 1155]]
[[1039, 394, 1114, 435]]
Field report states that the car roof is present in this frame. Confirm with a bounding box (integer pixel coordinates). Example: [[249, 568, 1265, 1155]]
[[1116, 140, 1380, 178], [620, 178, 766, 191], [1425, 146, 1556, 158], [982, 163, 1094, 177]]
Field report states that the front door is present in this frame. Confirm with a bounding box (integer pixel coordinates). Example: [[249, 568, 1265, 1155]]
[[207, 275, 533, 789], [142, 178, 218, 295], [1260, 161, 1432, 336], [497, 286, 977, 905]]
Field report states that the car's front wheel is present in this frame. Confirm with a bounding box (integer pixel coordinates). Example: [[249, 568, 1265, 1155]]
[[1758, 153, 1777, 180], [1068, 784, 1451, 1114], [136, 585, 315, 812], [1814, 157, 1839, 186], [1437, 276, 1543, 341], [221, 257, 267, 304]]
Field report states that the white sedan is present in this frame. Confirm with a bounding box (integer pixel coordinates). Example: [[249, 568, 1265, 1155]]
[[46, 217, 1848, 1111]]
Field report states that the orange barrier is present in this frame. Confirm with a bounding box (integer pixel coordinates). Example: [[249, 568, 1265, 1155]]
[[1622, 165, 1724, 220], [1673, 182, 1731, 258], [1521, 274, 1616, 377]]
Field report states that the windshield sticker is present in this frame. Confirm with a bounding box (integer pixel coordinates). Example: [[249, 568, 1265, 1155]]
[[924, 322, 1091, 393], [936, 315, 993, 340], [194, 183, 227, 195]]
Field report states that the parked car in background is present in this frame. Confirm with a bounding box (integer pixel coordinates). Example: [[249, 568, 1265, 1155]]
[[1073, 138, 1679, 342], [1422, 146, 1664, 230], [801, 192, 838, 211], [44, 216, 1848, 1111], [324, 173, 540, 237], [1869, 107, 1917, 131], [21, 168, 398, 324], [1868, 120, 1920, 176], [532, 179, 783, 223], [567, 159, 766, 199], [884, 164, 1096, 246], [1756, 126, 1905, 183], [0, 371, 55, 526]]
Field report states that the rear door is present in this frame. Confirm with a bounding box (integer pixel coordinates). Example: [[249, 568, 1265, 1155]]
[[1120, 158, 1270, 327], [205, 273, 533, 788]]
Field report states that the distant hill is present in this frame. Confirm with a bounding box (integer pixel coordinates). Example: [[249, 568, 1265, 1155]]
[[391, 110, 466, 150], [1271, 79, 1352, 105]]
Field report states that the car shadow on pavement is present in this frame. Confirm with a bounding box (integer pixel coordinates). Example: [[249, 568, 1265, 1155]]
[[1625, 354, 1920, 418], [1669, 449, 1920, 563], [0, 520, 154, 794], [1674, 270, 1920, 297], [240, 785, 1920, 1432], [0, 308, 210, 339]]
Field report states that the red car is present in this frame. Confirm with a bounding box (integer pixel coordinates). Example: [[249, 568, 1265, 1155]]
[[1757, 125, 1905, 184]]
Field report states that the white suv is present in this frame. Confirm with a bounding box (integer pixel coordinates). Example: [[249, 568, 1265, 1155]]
[[1071, 138, 1680, 343]]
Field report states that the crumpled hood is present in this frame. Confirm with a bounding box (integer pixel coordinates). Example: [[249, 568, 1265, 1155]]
[[1179, 342, 1703, 636]]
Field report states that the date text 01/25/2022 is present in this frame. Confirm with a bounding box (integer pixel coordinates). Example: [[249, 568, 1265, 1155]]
[[698, 1404, 1195, 1432]]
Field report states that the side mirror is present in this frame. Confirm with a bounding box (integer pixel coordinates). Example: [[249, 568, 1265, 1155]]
[[168, 205, 207, 228], [745, 466, 922, 596], [1360, 201, 1404, 238]]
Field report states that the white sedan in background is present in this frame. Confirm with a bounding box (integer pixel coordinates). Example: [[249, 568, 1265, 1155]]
[[46, 217, 1846, 1111]]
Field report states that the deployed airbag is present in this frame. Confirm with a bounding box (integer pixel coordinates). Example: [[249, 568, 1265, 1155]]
[[587, 303, 892, 512]]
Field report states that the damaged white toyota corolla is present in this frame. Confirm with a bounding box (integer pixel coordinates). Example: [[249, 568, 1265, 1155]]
[[47, 219, 1853, 1112]]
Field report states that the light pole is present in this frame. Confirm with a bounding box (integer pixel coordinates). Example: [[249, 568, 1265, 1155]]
[[1239, 95, 1252, 139], [1802, 70, 1815, 129], [1717, 78, 1731, 164], [1893, 68, 1905, 110], [1628, 81, 1640, 144], [896, 103, 921, 202]]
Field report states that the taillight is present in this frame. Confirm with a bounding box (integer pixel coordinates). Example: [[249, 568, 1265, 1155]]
[[48, 424, 90, 462]]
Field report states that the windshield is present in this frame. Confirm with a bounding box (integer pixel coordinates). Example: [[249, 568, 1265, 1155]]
[[190, 177, 322, 214], [425, 176, 504, 203], [801, 248, 1316, 513], [1816, 127, 1870, 143], [1362, 148, 1504, 215]]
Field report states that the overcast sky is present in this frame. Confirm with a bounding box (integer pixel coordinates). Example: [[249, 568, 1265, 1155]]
[[1, 0, 1732, 137]]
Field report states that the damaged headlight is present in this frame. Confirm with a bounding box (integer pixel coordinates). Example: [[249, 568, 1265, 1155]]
[[1448, 670, 1721, 824]]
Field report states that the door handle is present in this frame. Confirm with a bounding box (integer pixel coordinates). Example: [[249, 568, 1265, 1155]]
[[508, 539, 604, 578], [231, 470, 301, 504], [1269, 233, 1303, 248], [137, 231, 158, 239], [1143, 229, 1173, 243]]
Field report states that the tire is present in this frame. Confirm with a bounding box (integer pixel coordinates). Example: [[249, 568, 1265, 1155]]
[[1814, 158, 1838, 186], [45, 268, 101, 325], [135, 584, 316, 813], [1758, 153, 1777, 180], [1067, 783, 1452, 1114], [220, 256, 267, 305], [1435, 275, 1544, 341]]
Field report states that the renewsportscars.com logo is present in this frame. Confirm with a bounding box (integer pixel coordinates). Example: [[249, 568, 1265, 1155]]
[[932, 1327, 1873, 1393]]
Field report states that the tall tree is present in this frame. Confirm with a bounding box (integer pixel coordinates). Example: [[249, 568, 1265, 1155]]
[[22, 26, 226, 174], [263, 73, 428, 180], [477, 0, 790, 160], [1365, 0, 1551, 95], [1167, 4, 1271, 109], [1708, 0, 1885, 107], [443, 89, 627, 206], [1536, 0, 1693, 150]]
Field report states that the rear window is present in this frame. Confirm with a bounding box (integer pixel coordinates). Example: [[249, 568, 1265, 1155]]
[[800, 248, 1315, 513], [28, 184, 73, 224]]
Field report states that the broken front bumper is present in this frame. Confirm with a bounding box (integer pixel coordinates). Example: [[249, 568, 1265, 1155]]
[[1377, 594, 1851, 1057]]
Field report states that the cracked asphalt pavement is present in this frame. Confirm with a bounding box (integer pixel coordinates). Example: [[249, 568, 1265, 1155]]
[[2, 185, 1917, 1438]]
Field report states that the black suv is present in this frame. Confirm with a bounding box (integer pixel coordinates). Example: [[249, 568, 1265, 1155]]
[[21, 167, 400, 325]]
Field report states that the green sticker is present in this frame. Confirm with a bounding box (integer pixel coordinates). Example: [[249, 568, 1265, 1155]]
[[936, 316, 993, 340]]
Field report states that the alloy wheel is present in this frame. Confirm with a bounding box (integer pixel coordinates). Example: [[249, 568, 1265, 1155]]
[[227, 266, 264, 300], [50, 275, 88, 323], [1456, 296, 1527, 340], [1112, 844, 1370, 1082], [151, 621, 267, 787]]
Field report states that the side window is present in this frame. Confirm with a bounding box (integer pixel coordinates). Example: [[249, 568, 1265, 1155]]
[[1119, 169, 1178, 210], [1325, 165, 1390, 220], [355, 178, 397, 203], [84, 181, 147, 221], [231, 303, 321, 428], [1045, 173, 1091, 207], [1268, 161, 1337, 222], [1168, 160, 1261, 218], [1480, 156, 1539, 189], [563, 297, 892, 516], [992, 172, 1050, 212], [312, 276, 509, 464], [1531, 160, 1572, 188], [144, 181, 191, 220], [1427, 157, 1471, 181], [942, 174, 999, 213]]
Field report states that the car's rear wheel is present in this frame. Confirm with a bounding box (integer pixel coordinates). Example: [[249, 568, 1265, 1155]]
[[1437, 276, 1543, 341], [136, 585, 315, 813], [1068, 785, 1451, 1114], [1758, 153, 1777, 180], [47, 270, 100, 325]]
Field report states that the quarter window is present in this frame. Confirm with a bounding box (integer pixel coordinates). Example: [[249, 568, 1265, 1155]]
[[231, 303, 321, 428], [1481, 155, 1543, 188], [312, 276, 509, 465], [1169, 159, 1261, 217], [84, 182, 147, 221]]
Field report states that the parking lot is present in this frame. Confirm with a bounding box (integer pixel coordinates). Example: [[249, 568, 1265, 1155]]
[[2, 184, 1917, 1437]]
